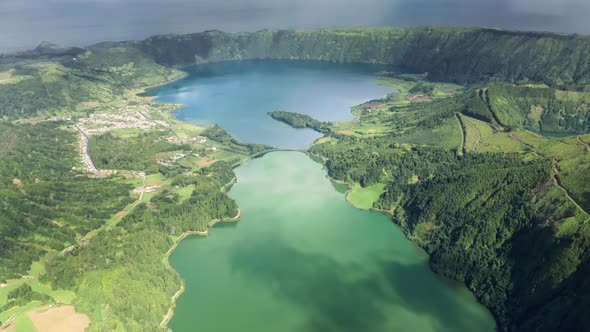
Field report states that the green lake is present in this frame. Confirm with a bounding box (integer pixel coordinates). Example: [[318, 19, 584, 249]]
[[162, 61, 496, 331], [169, 152, 496, 331]]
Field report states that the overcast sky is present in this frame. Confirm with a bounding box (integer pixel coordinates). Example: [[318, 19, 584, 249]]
[[1, 0, 589, 51]]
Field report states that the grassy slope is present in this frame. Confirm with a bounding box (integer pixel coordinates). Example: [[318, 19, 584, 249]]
[[347, 183, 386, 210]]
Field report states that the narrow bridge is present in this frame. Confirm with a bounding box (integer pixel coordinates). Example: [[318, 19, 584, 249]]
[[231, 148, 309, 168]]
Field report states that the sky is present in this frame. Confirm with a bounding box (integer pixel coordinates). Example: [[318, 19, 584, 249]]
[[1, 0, 589, 51]]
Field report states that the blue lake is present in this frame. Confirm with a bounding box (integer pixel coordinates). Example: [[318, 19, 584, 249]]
[[150, 60, 393, 149]]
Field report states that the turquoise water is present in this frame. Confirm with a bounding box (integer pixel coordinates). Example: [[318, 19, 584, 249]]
[[169, 152, 496, 332], [162, 61, 496, 332], [151, 60, 393, 149]]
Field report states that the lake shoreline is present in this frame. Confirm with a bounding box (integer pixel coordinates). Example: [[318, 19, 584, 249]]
[[159, 150, 495, 331], [147, 65, 496, 331], [308, 151, 394, 215], [159, 174, 242, 329], [160, 204, 242, 329], [309, 149, 498, 329]]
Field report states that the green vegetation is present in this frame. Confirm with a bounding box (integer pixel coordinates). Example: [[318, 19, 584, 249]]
[[0, 122, 132, 282], [201, 124, 271, 154], [1, 284, 52, 312], [41, 161, 238, 331], [346, 183, 386, 210], [310, 78, 590, 332], [139, 27, 590, 90], [268, 111, 331, 134], [0, 301, 43, 331], [475, 84, 590, 134], [90, 131, 189, 173], [0, 78, 260, 330], [0, 41, 182, 119], [312, 131, 590, 332], [408, 82, 435, 95], [0, 86, 255, 330], [2, 26, 590, 332]]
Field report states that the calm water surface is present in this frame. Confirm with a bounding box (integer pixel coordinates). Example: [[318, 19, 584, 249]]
[[169, 152, 496, 331], [151, 60, 393, 149], [161, 61, 496, 331]]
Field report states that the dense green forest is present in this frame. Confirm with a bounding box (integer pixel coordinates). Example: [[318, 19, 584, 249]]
[[268, 111, 332, 134], [311, 133, 590, 332], [138, 27, 590, 91], [0, 122, 132, 282]]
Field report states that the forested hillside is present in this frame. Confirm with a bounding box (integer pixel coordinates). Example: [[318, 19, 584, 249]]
[[311, 135, 590, 332], [42, 161, 238, 330], [0, 43, 182, 119], [0, 122, 132, 281], [138, 27, 590, 91], [390, 83, 590, 134], [3, 27, 590, 119], [483, 84, 590, 133]]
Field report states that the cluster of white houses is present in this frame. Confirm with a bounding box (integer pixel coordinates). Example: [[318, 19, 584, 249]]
[[77, 109, 168, 135]]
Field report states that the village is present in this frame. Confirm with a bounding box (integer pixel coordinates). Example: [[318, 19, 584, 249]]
[[72, 102, 231, 204], [76, 105, 169, 135], [74, 103, 175, 176]]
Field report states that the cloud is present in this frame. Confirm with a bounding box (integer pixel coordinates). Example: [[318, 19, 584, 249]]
[[508, 0, 590, 14], [0, 0, 588, 51]]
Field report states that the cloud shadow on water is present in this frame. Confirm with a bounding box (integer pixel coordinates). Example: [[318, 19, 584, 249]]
[[227, 234, 495, 332]]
